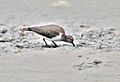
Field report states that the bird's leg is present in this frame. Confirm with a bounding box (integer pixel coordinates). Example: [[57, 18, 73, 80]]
[[52, 41, 58, 47], [43, 38, 50, 48]]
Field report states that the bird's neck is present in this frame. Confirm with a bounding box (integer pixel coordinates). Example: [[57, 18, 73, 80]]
[[61, 34, 67, 41]]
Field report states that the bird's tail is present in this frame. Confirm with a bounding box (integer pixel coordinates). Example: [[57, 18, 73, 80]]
[[20, 27, 33, 32], [20, 27, 33, 36]]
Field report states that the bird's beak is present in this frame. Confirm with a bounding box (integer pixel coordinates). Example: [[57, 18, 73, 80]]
[[72, 42, 75, 47]]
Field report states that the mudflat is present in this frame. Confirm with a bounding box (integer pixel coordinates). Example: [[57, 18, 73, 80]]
[[0, 0, 120, 82]]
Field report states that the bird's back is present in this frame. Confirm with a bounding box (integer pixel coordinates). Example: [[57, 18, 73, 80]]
[[28, 24, 65, 38]]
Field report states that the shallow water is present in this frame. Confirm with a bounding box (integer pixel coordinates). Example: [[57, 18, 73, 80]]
[[0, 0, 120, 30]]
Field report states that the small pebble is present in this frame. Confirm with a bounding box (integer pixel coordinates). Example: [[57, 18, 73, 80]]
[[93, 60, 102, 65], [86, 57, 89, 59], [1, 29, 7, 34], [80, 25, 85, 28], [78, 55, 82, 57], [78, 68, 82, 70]]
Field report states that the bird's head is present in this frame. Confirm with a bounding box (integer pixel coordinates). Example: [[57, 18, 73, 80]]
[[62, 34, 75, 46]]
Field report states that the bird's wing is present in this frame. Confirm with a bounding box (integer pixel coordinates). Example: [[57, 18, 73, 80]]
[[28, 25, 65, 38], [29, 26, 59, 38]]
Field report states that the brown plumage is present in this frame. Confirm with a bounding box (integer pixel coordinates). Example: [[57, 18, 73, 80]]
[[21, 24, 75, 47]]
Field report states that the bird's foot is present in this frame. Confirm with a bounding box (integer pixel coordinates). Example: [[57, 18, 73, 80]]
[[42, 45, 51, 48], [53, 45, 59, 48]]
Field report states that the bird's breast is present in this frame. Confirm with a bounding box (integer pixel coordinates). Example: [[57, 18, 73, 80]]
[[50, 32, 63, 41]]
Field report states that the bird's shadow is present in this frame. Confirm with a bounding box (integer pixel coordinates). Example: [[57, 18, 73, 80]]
[[41, 45, 59, 48]]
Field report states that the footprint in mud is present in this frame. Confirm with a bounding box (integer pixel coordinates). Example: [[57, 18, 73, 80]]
[[73, 60, 103, 71]]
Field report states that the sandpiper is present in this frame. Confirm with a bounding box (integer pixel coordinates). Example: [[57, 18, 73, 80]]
[[20, 24, 75, 47]]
